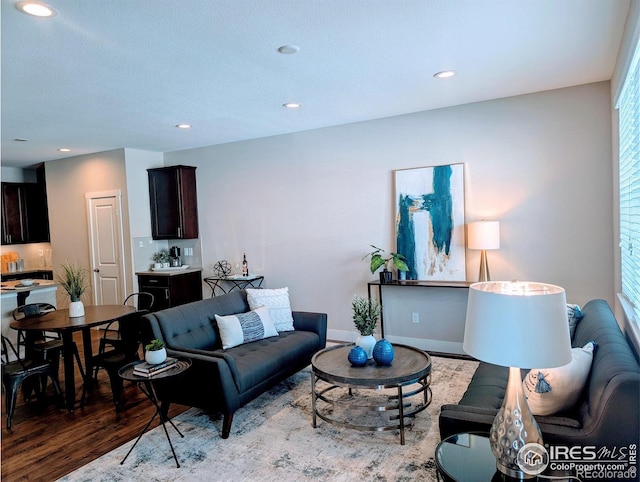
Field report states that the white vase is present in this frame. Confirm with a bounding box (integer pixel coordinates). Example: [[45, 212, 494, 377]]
[[145, 348, 167, 365], [69, 300, 85, 317], [355, 334, 376, 359]]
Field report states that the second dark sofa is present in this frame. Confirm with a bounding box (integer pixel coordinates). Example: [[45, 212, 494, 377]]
[[143, 289, 327, 438]]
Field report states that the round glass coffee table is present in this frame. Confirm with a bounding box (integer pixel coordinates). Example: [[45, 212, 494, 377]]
[[311, 343, 431, 445]]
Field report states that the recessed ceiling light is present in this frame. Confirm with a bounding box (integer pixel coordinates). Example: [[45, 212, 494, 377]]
[[58, 148, 71, 152], [283, 103, 301, 109], [278, 45, 299, 55], [434, 70, 456, 79], [16, 1, 57, 17], [175, 124, 192, 129]]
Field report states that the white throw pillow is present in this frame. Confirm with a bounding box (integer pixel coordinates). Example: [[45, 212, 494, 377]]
[[246, 287, 295, 332], [215, 305, 278, 349], [523, 341, 596, 416]]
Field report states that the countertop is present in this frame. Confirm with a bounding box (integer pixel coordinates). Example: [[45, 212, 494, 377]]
[[135, 267, 202, 277], [1, 279, 57, 296]]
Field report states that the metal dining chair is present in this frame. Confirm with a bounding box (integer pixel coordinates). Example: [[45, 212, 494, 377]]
[[91, 310, 149, 411], [12, 303, 87, 398], [93, 293, 154, 381], [1, 335, 63, 429]]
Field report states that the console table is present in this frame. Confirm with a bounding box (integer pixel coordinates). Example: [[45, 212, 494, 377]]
[[203, 275, 264, 297], [367, 280, 472, 355]]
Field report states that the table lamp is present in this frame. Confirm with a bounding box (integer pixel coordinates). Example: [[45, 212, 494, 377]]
[[467, 221, 500, 281], [463, 281, 572, 479]]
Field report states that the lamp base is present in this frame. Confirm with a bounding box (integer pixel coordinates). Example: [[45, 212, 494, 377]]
[[490, 367, 543, 480], [478, 250, 491, 282]]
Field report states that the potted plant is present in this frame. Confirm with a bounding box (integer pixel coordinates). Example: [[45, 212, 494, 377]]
[[352, 295, 381, 358], [152, 249, 170, 269], [362, 245, 409, 284], [145, 339, 167, 364], [57, 260, 89, 317]]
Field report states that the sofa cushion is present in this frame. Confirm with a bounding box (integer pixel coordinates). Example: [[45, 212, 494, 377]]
[[246, 287, 295, 332], [523, 341, 595, 416], [215, 306, 278, 349], [566, 303, 584, 339]]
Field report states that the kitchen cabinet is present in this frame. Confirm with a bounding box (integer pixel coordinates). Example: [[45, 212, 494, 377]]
[[147, 165, 199, 240], [136, 269, 203, 311], [1, 181, 50, 245]]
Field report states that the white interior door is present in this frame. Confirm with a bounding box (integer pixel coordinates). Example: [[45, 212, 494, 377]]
[[86, 191, 126, 305]]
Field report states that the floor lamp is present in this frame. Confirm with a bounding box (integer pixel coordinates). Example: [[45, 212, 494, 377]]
[[463, 281, 572, 479], [467, 221, 500, 281]]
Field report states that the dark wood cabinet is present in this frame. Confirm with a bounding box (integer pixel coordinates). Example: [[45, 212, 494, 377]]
[[148, 165, 198, 240], [1, 180, 50, 245], [137, 270, 203, 311]]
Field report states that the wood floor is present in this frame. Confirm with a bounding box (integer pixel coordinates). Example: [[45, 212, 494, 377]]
[[1, 330, 189, 482]]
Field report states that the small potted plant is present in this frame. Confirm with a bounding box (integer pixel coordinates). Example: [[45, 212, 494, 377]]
[[57, 260, 89, 317], [362, 245, 409, 284], [352, 295, 381, 358], [152, 249, 170, 269], [145, 339, 167, 364]]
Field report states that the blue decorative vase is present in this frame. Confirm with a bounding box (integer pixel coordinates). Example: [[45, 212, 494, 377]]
[[348, 346, 368, 367], [373, 339, 394, 366]]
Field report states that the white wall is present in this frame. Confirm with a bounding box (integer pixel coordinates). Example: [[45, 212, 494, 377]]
[[164, 82, 614, 341], [45, 149, 130, 306]]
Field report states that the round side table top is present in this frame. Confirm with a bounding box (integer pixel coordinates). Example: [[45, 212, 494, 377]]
[[119, 358, 192, 382], [311, 343, 431, 386]]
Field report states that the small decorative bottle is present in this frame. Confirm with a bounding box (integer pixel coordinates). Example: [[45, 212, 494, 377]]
[[242, 253, 249, 277]]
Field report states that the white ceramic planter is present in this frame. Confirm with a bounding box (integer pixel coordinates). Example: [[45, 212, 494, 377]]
[[69, 301, 85, 318], [355, 334, 376, 359], [145, 347, 167, 365]]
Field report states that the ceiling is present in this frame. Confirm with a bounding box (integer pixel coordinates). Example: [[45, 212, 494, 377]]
[[1, 0, 632, 169]]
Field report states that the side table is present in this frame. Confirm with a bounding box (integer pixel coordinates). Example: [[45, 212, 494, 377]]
[[435, 433, 575, 482], [118, 358, 192, 468], [203, 275, 264, 297]]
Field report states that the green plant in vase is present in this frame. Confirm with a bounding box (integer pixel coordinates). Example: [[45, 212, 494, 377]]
[[352, 295, 381, 358], [145, 338, 167, 364], [362, 245, 409, 283], [57, 260, 89, 317]]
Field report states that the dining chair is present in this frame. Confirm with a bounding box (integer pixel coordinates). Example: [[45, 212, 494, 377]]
[[12, 303, 87, 397], [94, 293, 154, 381], [91, 310, 149, 411], [1, 335, 63, 429]]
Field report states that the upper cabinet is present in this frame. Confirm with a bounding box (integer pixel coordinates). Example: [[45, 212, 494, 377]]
[[1, 170, 50, 245], [148, 165, 199, 240]]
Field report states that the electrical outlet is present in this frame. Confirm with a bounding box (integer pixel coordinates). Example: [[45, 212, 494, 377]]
[[412, 312, 420, 324]]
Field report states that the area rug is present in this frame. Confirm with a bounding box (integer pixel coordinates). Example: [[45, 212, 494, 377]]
[[58, 356, 477, 482]]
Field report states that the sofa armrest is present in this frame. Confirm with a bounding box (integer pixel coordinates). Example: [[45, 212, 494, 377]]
[[293, 311, 327, 346], [159, 346, 241, 413]]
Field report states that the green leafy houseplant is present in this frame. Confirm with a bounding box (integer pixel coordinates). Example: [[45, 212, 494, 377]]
[[352, 295, 381, 336], [145, 339, 165, 351], [362, 245, 409, 274], [152, 249, 170, 264], [57, 261, 88, 302]]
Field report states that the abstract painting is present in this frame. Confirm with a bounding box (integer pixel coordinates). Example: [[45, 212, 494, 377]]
[[395, 164, 466, 281]]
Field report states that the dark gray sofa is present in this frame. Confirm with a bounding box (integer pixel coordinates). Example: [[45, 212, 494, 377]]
[[143, 289, 327, 438], [439, 299, 640, 451]]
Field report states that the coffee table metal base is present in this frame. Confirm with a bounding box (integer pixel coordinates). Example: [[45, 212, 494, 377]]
[[311, 344, 432, 445]]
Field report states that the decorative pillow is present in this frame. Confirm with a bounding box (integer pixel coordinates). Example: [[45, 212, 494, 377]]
[[215, 305, 278, 349], [523, 341, 596, 416], [246, 287, 295, 332], [566, 303, 584, 339]]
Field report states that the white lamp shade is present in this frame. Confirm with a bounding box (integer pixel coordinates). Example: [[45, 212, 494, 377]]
[[463, 281, 572, 369], [467, 221, 500, 250]]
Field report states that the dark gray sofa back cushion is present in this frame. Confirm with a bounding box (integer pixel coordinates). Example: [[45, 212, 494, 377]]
[[145, 290, 250, 351], [572, 299, 639, 423]]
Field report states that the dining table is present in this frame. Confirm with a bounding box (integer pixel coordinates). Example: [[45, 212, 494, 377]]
[[10, 304, 136, 411]]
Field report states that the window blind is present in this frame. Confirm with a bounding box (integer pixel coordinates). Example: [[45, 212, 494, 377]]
[[617, 40, 640, 323]]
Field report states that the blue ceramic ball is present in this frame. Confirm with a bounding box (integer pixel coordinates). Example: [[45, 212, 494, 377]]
[[348, 346, 368, 367], [373, 339, 394, 366]]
